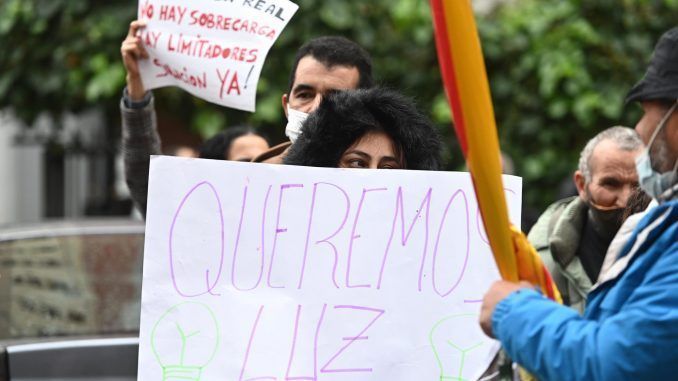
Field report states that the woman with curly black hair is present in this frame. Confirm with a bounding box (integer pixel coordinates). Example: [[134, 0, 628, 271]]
[[284, 87, 443, 171]]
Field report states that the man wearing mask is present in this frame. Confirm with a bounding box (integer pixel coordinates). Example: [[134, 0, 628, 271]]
[[527, 126, 643, 313], [253, 35, 373, 163], [479, 27, 678, 380], [120, 20, 373, 216]]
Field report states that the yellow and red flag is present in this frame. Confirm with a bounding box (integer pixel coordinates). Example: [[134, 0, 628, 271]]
[[430, 0, 561, 302]]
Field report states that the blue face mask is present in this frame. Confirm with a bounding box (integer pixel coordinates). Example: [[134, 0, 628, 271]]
[[635, 100, 678, 199]]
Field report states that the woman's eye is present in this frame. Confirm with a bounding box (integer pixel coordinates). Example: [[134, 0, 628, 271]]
[[379, 161, 401, 170], [348, 159, 366, 168]]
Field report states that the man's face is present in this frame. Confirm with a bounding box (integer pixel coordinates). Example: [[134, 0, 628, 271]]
[[575, 139, 643, 209], [635, 100, 678, 173], [281, 56, 360, 115]]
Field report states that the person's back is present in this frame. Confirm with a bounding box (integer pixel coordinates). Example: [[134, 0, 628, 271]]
[[479, 27, 678, 381], [501, 197, 677, 380]]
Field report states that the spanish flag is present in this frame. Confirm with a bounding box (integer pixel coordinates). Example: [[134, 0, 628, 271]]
[[430, 0, 561, 303]]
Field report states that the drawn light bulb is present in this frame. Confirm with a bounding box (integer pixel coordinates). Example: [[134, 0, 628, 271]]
[[151, 302, 220, 381], [429, 314, 497, 381]]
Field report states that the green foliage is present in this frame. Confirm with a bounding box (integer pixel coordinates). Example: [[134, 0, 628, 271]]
[[478, 0, 677, 208], [251, 0, 443, 145], [0, 0, 676, 211], [0, 0, 136, 123]]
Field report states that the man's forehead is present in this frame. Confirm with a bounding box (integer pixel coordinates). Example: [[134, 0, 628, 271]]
[[589, 140, 641, 174], [291, 56, 360, 91]]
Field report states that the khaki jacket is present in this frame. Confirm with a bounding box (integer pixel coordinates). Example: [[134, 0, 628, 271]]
[[527, 196, 592, 314]]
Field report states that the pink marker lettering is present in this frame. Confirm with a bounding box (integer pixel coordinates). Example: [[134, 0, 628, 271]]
[[168, 181, 225, 297], [267, 184, 303, 288], [346, 187, 387, 288], [312, 304, 327, 380], [320, 305, 385, 374], [297, 183, 350, 289], [431, 189, 470, 297], [378, 187, 432, 290], [231, 184, 270, 291], [239, 305, 277, 381], [285, 305, 314, 381]]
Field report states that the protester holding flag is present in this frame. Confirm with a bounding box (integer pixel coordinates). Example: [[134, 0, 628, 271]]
[[479, 27, 678, 381], [428, 2, 676, 378]]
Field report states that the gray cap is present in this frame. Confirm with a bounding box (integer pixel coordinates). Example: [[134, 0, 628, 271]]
[[626, 27, 678, 103]]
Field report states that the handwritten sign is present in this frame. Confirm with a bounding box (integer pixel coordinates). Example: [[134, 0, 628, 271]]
[[136, 0, 298, 111], [138, 156, 523, 380]]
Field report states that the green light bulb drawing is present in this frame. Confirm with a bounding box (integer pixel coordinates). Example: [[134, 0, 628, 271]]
[[429, 314, 491, 381], [151, 302, 220, 381]]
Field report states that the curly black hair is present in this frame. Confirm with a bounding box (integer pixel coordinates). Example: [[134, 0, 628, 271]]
[[284, 88, 442, 170]]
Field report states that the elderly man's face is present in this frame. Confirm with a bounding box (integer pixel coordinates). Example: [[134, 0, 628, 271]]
[[575, 139, 642, 209], [635, 100, 678, 172]]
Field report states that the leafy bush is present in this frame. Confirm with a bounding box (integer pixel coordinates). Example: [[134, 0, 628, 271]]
[[1, 0, 676, 211], [479, 0, 678, 207]]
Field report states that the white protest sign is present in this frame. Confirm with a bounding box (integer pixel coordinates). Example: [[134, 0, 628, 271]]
[[136, 0, 298, 111], [139, 156, 523, 380]]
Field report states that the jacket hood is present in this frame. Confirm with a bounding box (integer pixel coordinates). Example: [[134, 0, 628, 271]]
[[284, 88, 443, 170]]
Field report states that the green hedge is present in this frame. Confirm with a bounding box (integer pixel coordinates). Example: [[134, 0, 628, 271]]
[[1, 0, 676, 210]]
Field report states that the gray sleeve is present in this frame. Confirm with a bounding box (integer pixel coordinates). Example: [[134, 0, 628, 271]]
[[121, 94, 161, 219]]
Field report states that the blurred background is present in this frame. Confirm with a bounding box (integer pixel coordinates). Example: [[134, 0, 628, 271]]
[[0, 0, 676, 224], [0, 1, 676, 377]]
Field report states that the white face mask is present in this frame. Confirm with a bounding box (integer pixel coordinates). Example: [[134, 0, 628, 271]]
[[635, 100, 678, 199], [285, 106, 309, 143]]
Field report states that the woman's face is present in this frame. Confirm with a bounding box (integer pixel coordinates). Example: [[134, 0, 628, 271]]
[[338, 131, 403, 169], [227, 134, 269, 162]]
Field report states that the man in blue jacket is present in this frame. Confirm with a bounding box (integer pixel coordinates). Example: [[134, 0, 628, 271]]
[[479, 27, 678, 380]]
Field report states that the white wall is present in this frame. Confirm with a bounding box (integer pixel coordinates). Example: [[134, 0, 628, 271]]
[[0, 110, 44, 224], [0, 108, 109, 225]]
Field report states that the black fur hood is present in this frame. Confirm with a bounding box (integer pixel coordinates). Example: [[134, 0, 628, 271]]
[[284, 88, 443, 170]]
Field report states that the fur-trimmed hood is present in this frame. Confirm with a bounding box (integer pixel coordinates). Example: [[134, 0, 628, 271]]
[[284, 88, 443, 170]]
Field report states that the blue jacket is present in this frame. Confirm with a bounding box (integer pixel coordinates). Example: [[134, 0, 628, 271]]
[[492, 199, 678, 381]]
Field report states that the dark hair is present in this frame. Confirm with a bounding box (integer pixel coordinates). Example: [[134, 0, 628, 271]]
[[198, 126, 267, 160], [284, 88, 443, 171], [287, 36, 373, 94]]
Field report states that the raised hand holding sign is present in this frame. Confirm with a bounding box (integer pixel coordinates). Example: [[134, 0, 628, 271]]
[[134, 0, 298, 111]]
